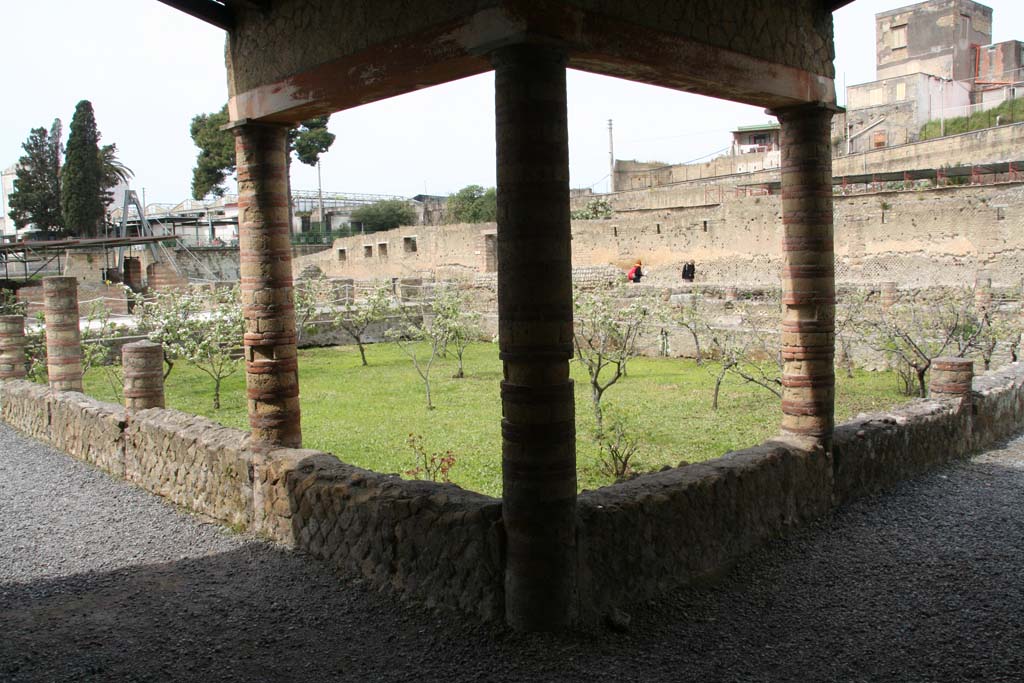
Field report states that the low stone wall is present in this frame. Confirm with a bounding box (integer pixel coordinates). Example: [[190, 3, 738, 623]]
[[577, 439, 832, 623], [124, 409, 255, 528], [3, 361, 1024, 626], [0, 380, 503, 620]]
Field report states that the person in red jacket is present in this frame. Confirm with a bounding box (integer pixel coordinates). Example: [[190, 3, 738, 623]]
[[627, 260, 643, 283]]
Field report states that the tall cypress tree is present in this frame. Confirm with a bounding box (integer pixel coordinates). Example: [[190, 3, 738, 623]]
[[8, 119, 64, 238], [61, 100, 105, 238]]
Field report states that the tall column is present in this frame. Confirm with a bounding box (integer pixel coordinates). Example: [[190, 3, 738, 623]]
[[493, 44, 577, 631], [0, 315, 27, 380], [122, 340, 165, 412], [230, 121, 302, 447], [775, 105, 836, 447], [42, 276, 83, 393]]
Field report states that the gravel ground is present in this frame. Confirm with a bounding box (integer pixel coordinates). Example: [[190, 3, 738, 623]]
[[1, 420, 1023, 682]]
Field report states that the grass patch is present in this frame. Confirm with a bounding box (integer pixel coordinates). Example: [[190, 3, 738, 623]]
[[920, 98, 1023, 141], [83, 343, 905, 497]]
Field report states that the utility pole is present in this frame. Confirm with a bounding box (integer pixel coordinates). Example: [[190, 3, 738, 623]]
[[940, 78, 946, 137], [317, 160, 325, 234], [607, 118, 615, 193]]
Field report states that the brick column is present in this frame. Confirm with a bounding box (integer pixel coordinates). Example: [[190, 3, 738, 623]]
[[231, 121, 302, 447], [775, 105, 836, 446], [0, 315, 27, 380], [42, 277, 84, 393], [974, 274, 992, 311], [493, 44, 577, 631], [930, 357, 974, 405], [880, 281, 897, 310], [122, 340, 165, 412]]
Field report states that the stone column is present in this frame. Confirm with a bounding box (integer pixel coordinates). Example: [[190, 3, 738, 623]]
[[122, 340, 165, 412], [399, 277, 423, 303], [775, 105, 836, 446], [42, 276, 83, 393], [880, 281, 898, 310], [0, 315, 27, 380], [974, 274, 992, 311], [930, 357, 974, 405], [493, 44, 577, 631], [231, 121, 302, 447]]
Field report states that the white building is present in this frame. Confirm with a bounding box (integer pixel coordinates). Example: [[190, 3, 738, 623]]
[[0, 165, 18, 239]]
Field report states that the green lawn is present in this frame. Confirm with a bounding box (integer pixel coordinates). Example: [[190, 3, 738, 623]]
[[84, 343, 905, 496]]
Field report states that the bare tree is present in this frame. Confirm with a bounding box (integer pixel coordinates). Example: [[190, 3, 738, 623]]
[[866, 292, 962, 398], [572, 285, 648, 430], [704, 302, 782, 409], [334, 284, 394, 366]]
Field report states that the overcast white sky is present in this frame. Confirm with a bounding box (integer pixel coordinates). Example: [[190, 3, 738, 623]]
[[2, 1, 1022, 203]]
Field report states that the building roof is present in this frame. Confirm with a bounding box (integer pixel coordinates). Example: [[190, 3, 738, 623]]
[[734, 123, 781, 133]]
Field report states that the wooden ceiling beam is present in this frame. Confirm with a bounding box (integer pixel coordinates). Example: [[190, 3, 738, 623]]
[[155, 0, 233, 30]]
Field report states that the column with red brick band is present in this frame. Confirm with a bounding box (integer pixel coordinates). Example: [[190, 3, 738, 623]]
[[930, 357, 974, 405], [775, 105, 836, 444], [122, 340, 165, 412], [493, 44, 577, 631], [0, 315, 27, 380], [230, 121, 302, 447], [42, 276, 83, 393]]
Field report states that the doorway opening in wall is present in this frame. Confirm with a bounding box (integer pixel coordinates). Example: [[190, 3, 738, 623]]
[[337, 248, 347, 262], [403, 236, 418, 253], [484, 233, 497, 273], [364, 245, 373, 258], [378, 243, 389, 260]]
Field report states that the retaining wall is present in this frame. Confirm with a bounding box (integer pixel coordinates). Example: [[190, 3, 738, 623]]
[[2, 362, 1024, 625]]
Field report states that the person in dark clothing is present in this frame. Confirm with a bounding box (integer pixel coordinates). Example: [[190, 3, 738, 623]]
[[681, 260, 695, 282], [628, 260, 643, 283]]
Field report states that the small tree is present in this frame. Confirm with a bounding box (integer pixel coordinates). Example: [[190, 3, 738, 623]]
[[866, 292, 962, 397], [570, 197, 614, 220], [835, 289, 871, 379], [80, 298, 128, 401], [573, 285, 648, 430], [139, 287, 243, 409], [594, 402, 641, 480], [350, 200, 416, 233], [294, 274, 334, 345], [334, 284, 394, 366], [704, 303, 782, 410], [446, 185, 496, 223], [0, 290, 26, 316], [387, 303, 446, 410], [432, 286, 481, 378], [672, 291, 707, 365]]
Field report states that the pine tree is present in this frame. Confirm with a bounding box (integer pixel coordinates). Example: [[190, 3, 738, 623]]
[[189, 105, 335, 200], [62, 100, 105, 238], [189, 105, 234, 199], [8, 119, 64, 238]]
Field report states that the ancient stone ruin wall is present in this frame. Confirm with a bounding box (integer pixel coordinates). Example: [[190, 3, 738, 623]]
[[598, 121, 1024, 205], [298, 183, 1024, 289]]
